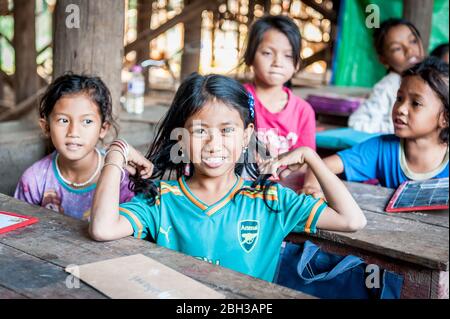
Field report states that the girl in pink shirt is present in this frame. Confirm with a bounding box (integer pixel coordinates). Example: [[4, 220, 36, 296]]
[[243, 15, 316, 188], [243, 15, 316, 156]]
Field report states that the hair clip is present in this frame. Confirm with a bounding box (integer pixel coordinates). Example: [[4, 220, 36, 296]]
[[248, 93, 255, 119]]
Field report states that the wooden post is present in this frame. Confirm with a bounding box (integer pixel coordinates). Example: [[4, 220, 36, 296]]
[[180, 0, 203, 80], [53, 0, 125, 118], [13, 0, 39, 105], [248, 0, 256, 27], [136, 0, 153, 93], [263, 0, 271, 14], [403, 0, 434, 53]]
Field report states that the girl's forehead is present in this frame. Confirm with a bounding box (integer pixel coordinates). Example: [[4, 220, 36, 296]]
[[185, 101, 244, 126], [401, 76, 441, 101], [52, 94, 100, 116], [385, 25, 416, 44], [259, 29, 292, 49]]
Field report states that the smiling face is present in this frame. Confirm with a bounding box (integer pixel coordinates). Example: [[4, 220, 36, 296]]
[[251, 29, 298, 88], [183, 100, 254, 179], [392, 75, 446, 141], [380, 25, 424, 73], [40, 94, 109, 161]]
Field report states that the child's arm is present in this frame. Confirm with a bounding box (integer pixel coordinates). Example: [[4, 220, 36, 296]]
[[261, 147, 366, 232], [302, 155, 344, 199], [89, 144, 153, 242]]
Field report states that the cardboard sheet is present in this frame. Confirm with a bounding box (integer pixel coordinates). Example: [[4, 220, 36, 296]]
[[65, 254, 226, 299]]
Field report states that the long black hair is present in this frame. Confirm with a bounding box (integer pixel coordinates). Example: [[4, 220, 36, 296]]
[[130, 73, 277, 210], [402, 57, 449, 144]]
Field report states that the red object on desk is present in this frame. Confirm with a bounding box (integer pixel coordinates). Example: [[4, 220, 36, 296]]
[[0, 211, 39, 234], [385, 178, 449, 213]]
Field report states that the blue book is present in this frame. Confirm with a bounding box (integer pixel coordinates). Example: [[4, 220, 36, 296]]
[[316, 128, 382, 150]]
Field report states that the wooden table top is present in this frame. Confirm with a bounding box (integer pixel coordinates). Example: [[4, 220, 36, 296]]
[[0, 193, 313, 299], [296, 182, 449, 272]]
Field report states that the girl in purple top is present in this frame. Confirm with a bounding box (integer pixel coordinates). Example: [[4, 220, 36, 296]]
[[14, 74, 134, 221]]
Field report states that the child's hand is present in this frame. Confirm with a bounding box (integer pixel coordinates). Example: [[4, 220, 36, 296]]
[[125, 146, 154, 179], [260, 147, 314, 180]]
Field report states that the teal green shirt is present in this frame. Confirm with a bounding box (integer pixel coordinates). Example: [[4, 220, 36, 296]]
[[119, 176, 327, 282]]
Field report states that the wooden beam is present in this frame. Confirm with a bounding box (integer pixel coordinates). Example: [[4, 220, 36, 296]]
[[0, 69, 13, 88], [262, 0, 271, 13], [53, 0, 125, 119], [300, 47, 327, 70], [13, 0, 39, 104], [37, 43, 52, 57], [125, 0, 224, 55], [403, 0, 434, 53], [136, 0, 153, 93], [248, 0, 256, 27], [0, 86, 47, 121], [180, 0, 203, 80], [0, 0, 8, 16], [301, 0, 337, 22]]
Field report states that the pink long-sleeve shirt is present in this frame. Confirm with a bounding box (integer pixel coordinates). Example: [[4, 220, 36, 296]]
[[245, 83, 317, 157]]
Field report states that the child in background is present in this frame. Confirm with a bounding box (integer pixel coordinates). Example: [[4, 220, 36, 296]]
[[89, 73, 366, 283], [348, 18, 425, 134], [431, 43, 449, 64], [14, 74, 134, 221], [303, 57, 449, 197], [243, 15, 317, 157]]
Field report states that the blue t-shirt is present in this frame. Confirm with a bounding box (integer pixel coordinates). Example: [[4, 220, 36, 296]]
[[119, 176, 327, 282], [337, 135, 449, 188]]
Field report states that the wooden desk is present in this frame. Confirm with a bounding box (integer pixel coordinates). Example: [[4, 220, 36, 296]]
[[287, 182, 449, 299], [0, 193, 313, 299]]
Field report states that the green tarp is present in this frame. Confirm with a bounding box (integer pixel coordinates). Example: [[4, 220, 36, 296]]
[[332, 0, 449, 87]]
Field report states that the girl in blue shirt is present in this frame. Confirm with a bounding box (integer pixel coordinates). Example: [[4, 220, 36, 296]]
[[304, 57, 449, 195], [89, 73, 366, 282]]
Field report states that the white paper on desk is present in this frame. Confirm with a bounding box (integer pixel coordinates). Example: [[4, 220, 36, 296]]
[[65, 254, 226, 299]]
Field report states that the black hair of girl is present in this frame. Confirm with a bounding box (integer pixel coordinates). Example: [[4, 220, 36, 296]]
[[243, 14, 301, 86], [430, 43, 449, 61], [39, 73, 118, 149], [130, 72, 278, 211], [373, 18, 422, 57], [402, 56, 449, 144]]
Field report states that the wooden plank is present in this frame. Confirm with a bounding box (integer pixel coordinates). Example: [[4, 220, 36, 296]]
[[0, 244, 105, 299], [285, 235, 437, 299], [0, 284, 27, 299], [289, 209, 449, 271], [0, 193, 313, 299], [345, 182, 449, 228]]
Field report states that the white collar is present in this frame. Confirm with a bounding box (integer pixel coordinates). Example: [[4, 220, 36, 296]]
[[399, 139, 449, 180]]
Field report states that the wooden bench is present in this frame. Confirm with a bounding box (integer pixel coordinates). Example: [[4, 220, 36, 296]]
[[0, 193, 313, 299], [286, 182, 449, 299]]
